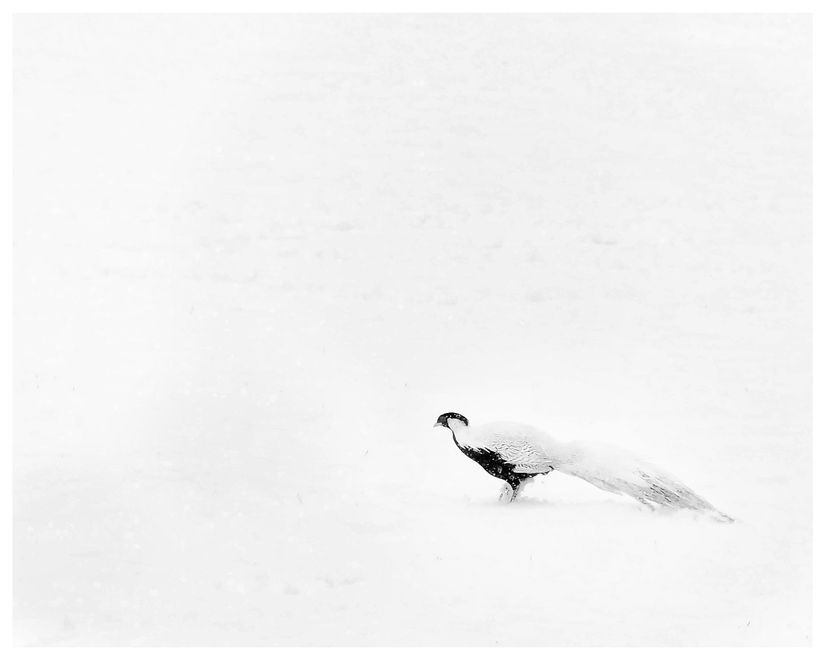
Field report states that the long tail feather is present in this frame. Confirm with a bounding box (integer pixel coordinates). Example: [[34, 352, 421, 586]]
[[554, 441, 734, 522]]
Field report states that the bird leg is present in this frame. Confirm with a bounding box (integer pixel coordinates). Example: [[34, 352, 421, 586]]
[[512, 477, 533, 500], [498, 482, 515, 503]]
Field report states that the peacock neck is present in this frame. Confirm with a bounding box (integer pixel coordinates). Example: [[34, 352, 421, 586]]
[[447, 418, 470, 446]]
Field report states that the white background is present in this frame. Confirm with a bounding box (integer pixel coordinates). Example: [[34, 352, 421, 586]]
[[14, 14, 811, 645]]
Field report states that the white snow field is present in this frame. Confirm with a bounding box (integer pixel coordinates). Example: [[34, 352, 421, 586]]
[[14, 15, 810, 645]]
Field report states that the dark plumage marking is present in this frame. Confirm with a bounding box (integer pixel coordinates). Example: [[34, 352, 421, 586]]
[[449, 430, 550, 491]]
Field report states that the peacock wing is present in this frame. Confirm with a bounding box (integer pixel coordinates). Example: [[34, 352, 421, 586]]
[[487, 435, 555, 474]]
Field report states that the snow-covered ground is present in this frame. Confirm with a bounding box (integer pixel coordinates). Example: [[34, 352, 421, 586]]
[[14, 15, 810, 645]]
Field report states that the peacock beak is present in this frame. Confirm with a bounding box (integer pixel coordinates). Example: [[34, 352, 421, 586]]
[[433, 422, 441, 428]]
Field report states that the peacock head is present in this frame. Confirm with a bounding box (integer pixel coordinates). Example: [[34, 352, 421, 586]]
[[433, 412, 469, 429]]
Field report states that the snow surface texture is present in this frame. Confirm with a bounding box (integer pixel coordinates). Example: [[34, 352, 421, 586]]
[[14, 15, 811, 645]]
